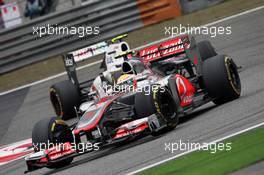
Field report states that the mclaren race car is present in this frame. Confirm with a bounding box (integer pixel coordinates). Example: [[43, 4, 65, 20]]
[[25, 34, 241, 173]]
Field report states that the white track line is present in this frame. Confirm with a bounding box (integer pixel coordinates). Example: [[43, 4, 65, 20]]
[[1, 5, 264, 96], [135, 5, 264, 50], [0, 138, 32, 166], [127, 121, 264, 175]]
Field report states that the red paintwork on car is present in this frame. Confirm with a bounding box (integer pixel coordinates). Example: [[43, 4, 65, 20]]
[[45, 142, 75, 161], [113, 122, 149, 139], [139, 36, 187, 63], [73, 94, 123, 135], [174, 74, 196, 107]]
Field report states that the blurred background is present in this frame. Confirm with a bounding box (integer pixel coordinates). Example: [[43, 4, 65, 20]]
[[0, 0, 262, 91], [0, 0, 224, 30]]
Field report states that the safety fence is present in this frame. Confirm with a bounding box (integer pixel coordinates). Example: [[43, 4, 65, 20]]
[[0, 0, 224, 74], [0, 0, 181, 74]]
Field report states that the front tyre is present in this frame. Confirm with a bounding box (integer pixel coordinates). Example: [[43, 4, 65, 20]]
[[135, 86, 178, 135], [32, 117, 74, 168]]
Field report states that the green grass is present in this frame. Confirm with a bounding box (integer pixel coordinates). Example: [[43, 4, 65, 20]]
[[139, 127, 264, 175]]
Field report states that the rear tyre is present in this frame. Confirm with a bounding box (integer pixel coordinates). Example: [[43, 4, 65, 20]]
[[135, 86, 178, 135], [50, 80, 81, 120], [197, 40, 217, 61], [202, 55, 241, 105], [32, 117, 74, 168]]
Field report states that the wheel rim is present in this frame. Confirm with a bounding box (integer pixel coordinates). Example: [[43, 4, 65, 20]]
[[225, 57, 241, 95], [157, 89, 177, 122]]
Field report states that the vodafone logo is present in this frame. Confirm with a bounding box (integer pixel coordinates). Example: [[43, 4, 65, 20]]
[[175, 75, 195, 107], [176, 75, 187, 100]]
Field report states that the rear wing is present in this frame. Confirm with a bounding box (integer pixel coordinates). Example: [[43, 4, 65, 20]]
[[69, 41, 108, 63], [138, 35, 188, 62], [138, 35, 203, 76], [63, 42, 108, 93]]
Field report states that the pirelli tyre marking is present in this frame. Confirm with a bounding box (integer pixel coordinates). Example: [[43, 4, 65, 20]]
[[152, 87, 162, 115]]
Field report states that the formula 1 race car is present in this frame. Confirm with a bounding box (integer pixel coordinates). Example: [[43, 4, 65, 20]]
[[25, 34, 241, 173]]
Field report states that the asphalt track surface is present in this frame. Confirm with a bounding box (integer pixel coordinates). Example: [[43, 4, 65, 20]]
[[1, 8, 264, 175]]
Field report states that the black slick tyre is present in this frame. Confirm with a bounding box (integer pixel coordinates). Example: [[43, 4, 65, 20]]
[[50, 80, 81, 120], [202, 55, 241, 105]]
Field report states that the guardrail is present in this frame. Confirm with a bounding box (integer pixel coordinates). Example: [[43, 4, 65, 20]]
[[0, 0, 181, 74]]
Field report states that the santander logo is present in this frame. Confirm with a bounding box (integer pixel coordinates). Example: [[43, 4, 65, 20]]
[[175, 74, 195, 107]]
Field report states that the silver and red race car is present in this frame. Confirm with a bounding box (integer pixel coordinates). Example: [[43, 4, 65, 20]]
[[25, 34, 241, 173]]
